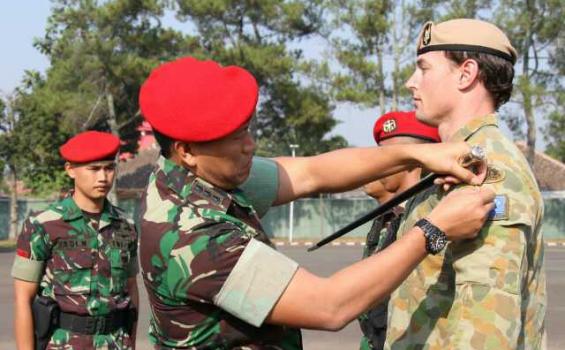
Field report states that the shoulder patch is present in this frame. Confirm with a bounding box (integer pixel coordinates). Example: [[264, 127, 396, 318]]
[[488, 194, 509, 221], [484, 165, 505, 184]]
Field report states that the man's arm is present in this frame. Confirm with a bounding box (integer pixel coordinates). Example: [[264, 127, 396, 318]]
[[273, 142, 482, 205], [14, 279, 39, 350], [127, 277, 139, 349], [266, 187, 495, 330]]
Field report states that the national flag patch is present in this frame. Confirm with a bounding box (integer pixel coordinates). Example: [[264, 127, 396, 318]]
[[16, 248, 30, 259]]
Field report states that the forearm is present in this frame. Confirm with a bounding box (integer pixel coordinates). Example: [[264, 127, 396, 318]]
[[322, 226, 427, 327], [14, 300, 35, 350]]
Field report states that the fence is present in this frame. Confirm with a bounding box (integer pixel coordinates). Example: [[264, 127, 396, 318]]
[[1, 193, 564, 240]]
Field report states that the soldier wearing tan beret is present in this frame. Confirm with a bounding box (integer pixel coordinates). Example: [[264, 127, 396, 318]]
[[385, 19, 545, 350]]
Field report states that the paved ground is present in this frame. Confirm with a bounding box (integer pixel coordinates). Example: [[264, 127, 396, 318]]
[[1, 246, 564, 349]]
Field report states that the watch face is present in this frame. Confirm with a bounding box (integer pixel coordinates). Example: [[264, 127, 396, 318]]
[[430, 233, 447, 253]]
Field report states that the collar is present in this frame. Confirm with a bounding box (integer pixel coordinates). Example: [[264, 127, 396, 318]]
[[56, 196, 120, 230], [156, 156, 255, 214], [448, 114, 498, 142]]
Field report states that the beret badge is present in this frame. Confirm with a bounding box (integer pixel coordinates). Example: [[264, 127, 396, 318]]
[[383, 119, 397, 133], [422, 22, 432, 46]]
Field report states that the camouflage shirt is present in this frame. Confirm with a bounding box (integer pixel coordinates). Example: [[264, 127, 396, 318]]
[[359, 208, 403, 350], [139, 156, 302, 349], [11, 196, 138, 349], [385, 115, 546, 350]]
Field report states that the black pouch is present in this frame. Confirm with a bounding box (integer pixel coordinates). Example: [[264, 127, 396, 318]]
[[31, 295, 60, 350]]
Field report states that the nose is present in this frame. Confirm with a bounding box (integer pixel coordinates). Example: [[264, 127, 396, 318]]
[[243, 133, 256, 154], [405, 71, 417, 91]]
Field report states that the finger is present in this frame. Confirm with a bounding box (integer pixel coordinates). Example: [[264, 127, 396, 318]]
[[474, 160, 488, 184], [478, 188, 496, 203], [449, 164, 478, 185]]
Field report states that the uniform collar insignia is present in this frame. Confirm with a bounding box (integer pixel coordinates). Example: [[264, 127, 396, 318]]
[[449, 114, 498, 142]]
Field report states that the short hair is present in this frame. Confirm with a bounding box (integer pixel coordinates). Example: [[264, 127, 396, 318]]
[[444, 51, 514, 110], [153, 129, 174, 158]]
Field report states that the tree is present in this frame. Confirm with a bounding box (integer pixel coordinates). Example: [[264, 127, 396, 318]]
[[495, 0, 563, 165], [0, 94, 24, 238], [173, 0, 347, 156]]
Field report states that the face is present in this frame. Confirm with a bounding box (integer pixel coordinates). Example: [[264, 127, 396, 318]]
[[188, 123, 256, 190], [405, 51, 460, 126], [364, 180, 394, 204], [66, 161, 116, 201]]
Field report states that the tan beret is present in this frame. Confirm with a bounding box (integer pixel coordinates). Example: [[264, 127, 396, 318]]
[[417, 19, 517, 64]]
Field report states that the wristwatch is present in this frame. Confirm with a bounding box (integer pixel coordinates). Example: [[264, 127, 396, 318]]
[[415, 218, 447, 254]]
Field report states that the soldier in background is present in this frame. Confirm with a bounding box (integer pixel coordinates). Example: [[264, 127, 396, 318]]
[[12, 131, 139, 350], [358, 111, 441, 350], [385, 19, 545, 350], [136, 56, 495, 350]]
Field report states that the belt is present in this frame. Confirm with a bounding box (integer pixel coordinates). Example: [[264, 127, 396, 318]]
[[59, 309, 131, 335]]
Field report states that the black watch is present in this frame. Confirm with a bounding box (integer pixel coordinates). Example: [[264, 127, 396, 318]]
[[415, 218, 447, 254]]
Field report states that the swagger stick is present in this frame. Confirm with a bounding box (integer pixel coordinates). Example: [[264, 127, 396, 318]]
[[307, 146, 485, 252]]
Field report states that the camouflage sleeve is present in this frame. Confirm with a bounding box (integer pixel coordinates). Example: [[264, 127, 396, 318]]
[[11, 217, 50, 282], [447, 223, 528, 348], [167, 229, 298, 327], [240, 157, 279, 218], [127, 225, 139, 277]]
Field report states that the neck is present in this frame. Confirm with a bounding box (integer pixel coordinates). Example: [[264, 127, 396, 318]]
[[72, 190, 104, 213], [438, 95, 495, 141]]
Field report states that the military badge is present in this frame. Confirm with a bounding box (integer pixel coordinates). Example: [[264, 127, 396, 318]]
[[484, 165, 505, 184], [422, 22, 432, 46], [383, 119, 397, 133]]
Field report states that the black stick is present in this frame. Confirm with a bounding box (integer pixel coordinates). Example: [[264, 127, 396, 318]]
[[307, 173, 438, 252]]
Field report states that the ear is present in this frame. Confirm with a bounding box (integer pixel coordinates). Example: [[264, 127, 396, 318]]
[[174, 141, 197, 168], [64, 162, 76, 179], [457, 58, 480, 90]]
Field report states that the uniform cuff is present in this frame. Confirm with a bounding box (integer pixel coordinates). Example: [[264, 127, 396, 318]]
[[213, 238, 298, 327], [11, 255, 45, 282]]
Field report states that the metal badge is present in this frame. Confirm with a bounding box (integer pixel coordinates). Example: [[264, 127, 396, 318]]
[[422, 22, 433, 46], [383, 119, 397, 133], [459, 145, 486, 167]]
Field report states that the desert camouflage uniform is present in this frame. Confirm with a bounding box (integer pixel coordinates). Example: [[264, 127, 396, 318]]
[[358, 208, 403, 350], [139, 156, 302, 349], [385, 115, 546, 350], [11, 196, 138, 349]]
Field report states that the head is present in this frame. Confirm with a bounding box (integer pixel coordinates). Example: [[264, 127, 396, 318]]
[[154, 123, 256, 190], [59, 131, 120, 204], [366, 111, 440, 200], [65, 160, 116, 200], [406, 19, 516, 127], [140, 57, 259, 190]]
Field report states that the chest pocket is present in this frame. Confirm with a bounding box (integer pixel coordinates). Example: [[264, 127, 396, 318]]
[[108, 230, 136, 293], [52, 239, 93, 295]]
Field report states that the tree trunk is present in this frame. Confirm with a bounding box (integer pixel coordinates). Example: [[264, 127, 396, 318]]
[[391, 10, 400, 112], [9, 166, 18, 239], [377, 50, 386, 115], [522, 21, 536, 166], [106, 88, 119, 205]]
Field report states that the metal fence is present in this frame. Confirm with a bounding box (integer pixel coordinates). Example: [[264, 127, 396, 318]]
[[1, 193, 564, 240]]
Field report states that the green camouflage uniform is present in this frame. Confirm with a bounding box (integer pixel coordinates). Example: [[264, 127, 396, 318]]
[[359, 208, 403, 350], [11, 196, 138, 349], [385, 115, 546, 350], [139, 156, 302, 349]]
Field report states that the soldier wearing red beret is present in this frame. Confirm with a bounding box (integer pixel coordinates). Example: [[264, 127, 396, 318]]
[[12, 131, 139, 350], [359, 111, 440, 350], [137, 56, 495, 349]]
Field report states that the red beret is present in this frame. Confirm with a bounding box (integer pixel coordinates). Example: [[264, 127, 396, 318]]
[[139, 56, 258, 142], [373, 111, 440, 144], [59, 131, 120, 163]]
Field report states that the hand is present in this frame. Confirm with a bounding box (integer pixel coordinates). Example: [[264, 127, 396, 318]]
[[427, 187, 495, 241], [414, 142, 487, 187]]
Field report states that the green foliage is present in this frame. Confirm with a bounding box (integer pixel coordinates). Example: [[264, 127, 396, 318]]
[[174, 0, 346, 156], [544, 91, 565, 162]]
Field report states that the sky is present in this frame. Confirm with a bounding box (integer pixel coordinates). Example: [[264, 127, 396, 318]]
[[0, 2, 547, 150]]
